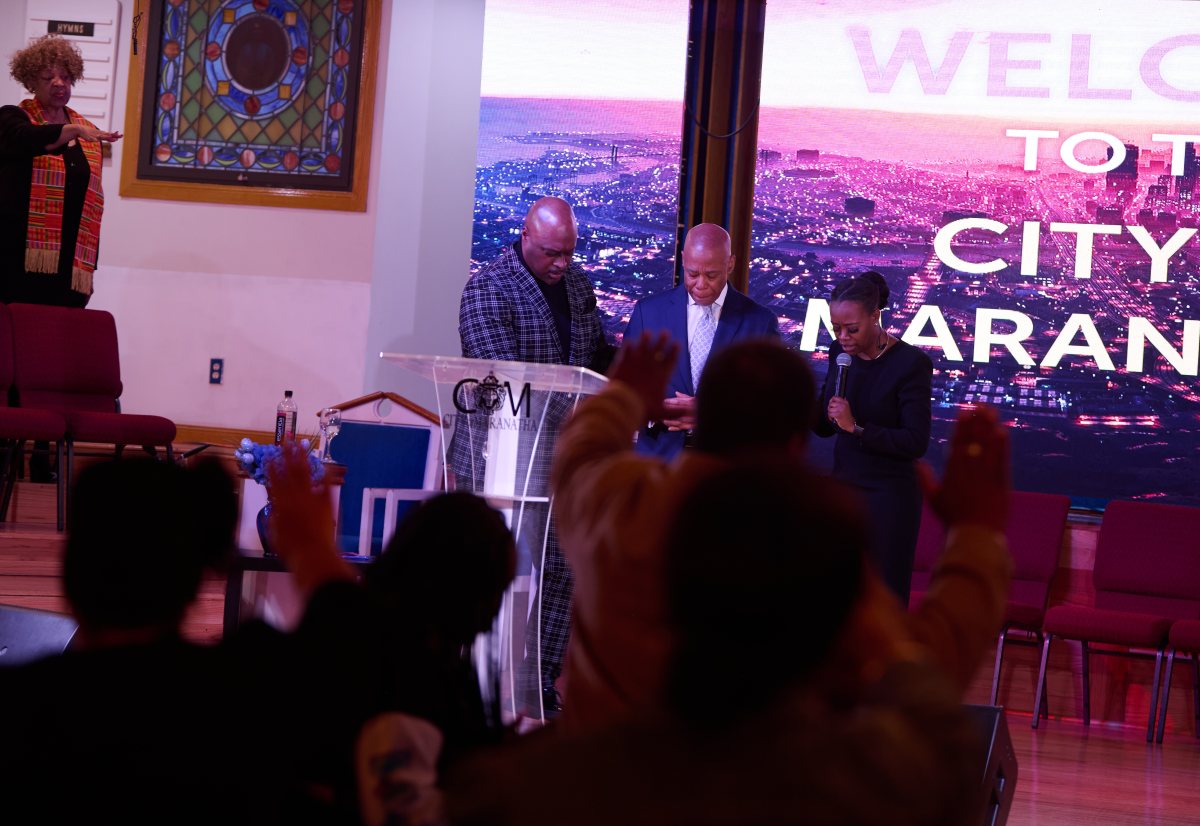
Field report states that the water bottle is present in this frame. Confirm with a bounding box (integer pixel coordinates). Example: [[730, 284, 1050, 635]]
[[275, 390, 298, 444]]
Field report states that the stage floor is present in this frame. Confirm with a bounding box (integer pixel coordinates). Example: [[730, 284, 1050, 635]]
[[0, 481, 225, 641], [997, 714, 1200, 825]]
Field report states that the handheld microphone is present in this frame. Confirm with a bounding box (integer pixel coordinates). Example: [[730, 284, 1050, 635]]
[[834, 352, 852, 398]]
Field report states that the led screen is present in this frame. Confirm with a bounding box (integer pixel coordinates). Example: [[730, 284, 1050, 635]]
[[472, 0, 1200, 505]]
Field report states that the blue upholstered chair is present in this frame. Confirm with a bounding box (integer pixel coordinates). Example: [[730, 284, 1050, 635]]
[[318, 392, 443, 556]]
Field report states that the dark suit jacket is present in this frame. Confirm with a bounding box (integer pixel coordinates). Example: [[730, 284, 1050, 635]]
[[624, 284, 779, 459]]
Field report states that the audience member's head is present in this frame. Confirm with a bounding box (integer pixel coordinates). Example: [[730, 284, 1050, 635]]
[[664, 461, 867, 724], [64, 457, 237, 638], [364, 492, 516, 648], [692, 338, 816, 457]]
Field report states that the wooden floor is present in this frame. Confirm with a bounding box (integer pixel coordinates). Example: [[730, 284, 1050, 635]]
[[0, 480, 226, 642], [997, 719, 1200, 825], [2, 479, 1199, 823]]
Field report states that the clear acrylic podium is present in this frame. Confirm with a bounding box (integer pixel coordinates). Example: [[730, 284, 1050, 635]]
[[381, 353, 608, 724]]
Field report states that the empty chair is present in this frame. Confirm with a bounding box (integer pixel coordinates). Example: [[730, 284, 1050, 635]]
[[1155, 619, 1200, 742], [911, 491, 1070, 708], [988, 492, 1070, 707], [334, 420, 438, 555], [1032, 499, 1200, 742], [907, 502, 944, 607], [8, 304, 176, 519], [0, 304, 68, 528], [0, 603, 77, 667]]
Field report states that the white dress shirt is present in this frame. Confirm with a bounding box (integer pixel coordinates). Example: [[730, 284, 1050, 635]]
[[686, 283, 729, 345]]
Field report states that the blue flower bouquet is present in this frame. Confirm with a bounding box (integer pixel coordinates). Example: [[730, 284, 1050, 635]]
[[234, 438, 325, 487]]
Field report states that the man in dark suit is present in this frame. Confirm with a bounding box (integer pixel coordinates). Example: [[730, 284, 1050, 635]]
[[454, 196, 611, 718], [624, 223, 780, 459]]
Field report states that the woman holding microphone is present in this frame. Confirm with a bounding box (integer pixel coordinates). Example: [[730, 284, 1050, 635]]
[[814, 271, 933, 605]]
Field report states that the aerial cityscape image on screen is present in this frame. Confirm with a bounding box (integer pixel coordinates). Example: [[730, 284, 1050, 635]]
[[470, 2, 1200, 507]]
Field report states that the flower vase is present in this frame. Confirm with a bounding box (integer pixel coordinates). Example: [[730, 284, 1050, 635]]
[[256, 502, 274, 556]]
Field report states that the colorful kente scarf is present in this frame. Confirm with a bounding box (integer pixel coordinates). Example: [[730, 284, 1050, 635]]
[[19, 98, 104, 296]]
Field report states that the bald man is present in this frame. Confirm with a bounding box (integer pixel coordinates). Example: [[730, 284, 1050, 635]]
[[459, 196, 610, 369], [624, 224, 780, 459], [455, 196, 612, 717]]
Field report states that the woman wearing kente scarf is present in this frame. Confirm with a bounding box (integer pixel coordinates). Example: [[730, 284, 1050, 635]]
[[2, 35, 122, 483], [2, 35, 121, 308]]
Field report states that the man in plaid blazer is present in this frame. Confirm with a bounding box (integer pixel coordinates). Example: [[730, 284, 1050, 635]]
[[459, 199, 608, 369], [454, 196, 612, 717]]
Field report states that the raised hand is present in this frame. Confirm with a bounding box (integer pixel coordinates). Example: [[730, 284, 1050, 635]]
[[607, 330, 679, 422], [266, 444, 355, 593], [917, 405, 1009, 533]]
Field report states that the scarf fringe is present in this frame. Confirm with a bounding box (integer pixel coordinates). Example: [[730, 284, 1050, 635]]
[[71, 266, 94, 296], [25, 247, 59, 274]]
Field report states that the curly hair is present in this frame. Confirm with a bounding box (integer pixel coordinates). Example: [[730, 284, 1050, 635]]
[[9, 35, 84, 92]]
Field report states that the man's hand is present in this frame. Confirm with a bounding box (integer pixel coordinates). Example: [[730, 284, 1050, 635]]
[[917, 405, 1009, 533], [266, 445, 355, 594], [662, 391, 695, 431], [608, 331, 679, 422]]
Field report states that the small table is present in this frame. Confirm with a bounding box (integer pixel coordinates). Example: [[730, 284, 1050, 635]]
[[236, 462, 347, 554], [222, 547, 371, 634]]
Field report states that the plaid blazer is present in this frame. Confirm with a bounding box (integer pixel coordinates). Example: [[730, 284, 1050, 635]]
[[459, 244, 606, 367], [451, 245, 608, 491]]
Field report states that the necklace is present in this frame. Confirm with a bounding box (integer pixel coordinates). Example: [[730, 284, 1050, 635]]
[[871, 330, 891, 360]]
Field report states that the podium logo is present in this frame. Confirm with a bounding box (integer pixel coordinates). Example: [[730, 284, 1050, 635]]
[[453, 374, 532, 417]]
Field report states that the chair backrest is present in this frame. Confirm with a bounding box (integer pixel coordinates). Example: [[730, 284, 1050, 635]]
[[1094, 499, 1200, 618], [331, 420, 436, 554], [0, 603, 77, 667], [908, 502, 945, 600], [0, 303, 14, 405], [1005, 491, 1070, 609], [9, 303, 122, 412], [909, 491, 1069, 610]]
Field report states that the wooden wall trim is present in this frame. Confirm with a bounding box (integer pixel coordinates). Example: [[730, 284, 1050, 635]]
[[174, 424, 278, 449]]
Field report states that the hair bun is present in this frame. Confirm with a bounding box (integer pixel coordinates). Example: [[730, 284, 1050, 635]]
[[860, 271, 890, 309], [830, 271, 890, 312]]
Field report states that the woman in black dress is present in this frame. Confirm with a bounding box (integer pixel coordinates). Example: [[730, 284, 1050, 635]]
[[814, 272, 932, 605]]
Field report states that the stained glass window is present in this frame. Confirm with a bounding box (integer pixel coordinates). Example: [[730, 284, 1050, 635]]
[[136, 0, 364, 190]]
